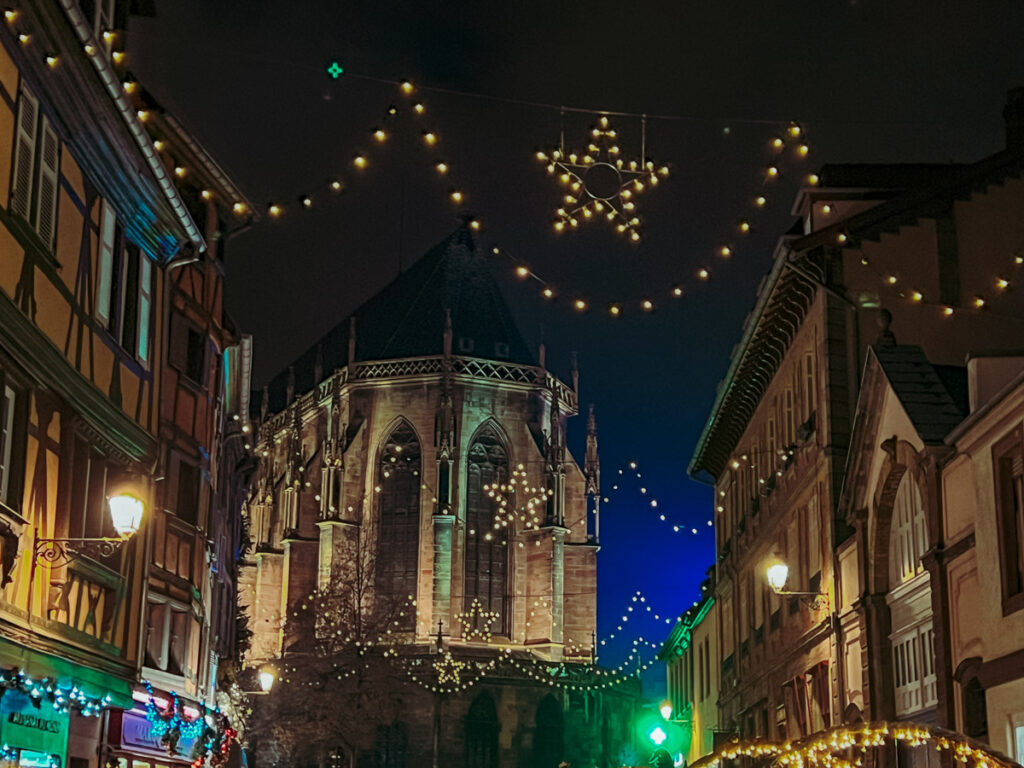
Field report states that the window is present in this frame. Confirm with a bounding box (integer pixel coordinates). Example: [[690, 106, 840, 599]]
[[803, 352, 816, 421], [767, 417, 777, 473], [11, 85, 60, 252], [137, 256, 152, 365], [375, 421, 420, 629], [892, 623, 937, 716], [0, 383, 17, 505], [144, 596, 191, 675], [78, 0, 115, 40], [96, 200, 117, 327], [170, 313, 207, 385], [783, 389, 795, 447], [359, 722, 407, 768], [175, 458, 200, 526], [889, 473, 928, 587], [465, 423, 509, 635], [67, 434, 115, 541], [465, 693, 499, 768], [994, 428, 1024, 613], [533, 696, 563, 768]]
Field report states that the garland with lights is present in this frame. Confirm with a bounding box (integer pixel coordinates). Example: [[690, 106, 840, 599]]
[[143, 682, 209, 755], [604, 460, 714, 536], [0, 668, 112, 716], [691, 722, 1021, 768]]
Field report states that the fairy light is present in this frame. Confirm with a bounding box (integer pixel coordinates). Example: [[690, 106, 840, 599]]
[[719, 246, 732, 258], [4, 9, 17, 22], [353, 155, 367, 169], [436, 162, 448, 174]]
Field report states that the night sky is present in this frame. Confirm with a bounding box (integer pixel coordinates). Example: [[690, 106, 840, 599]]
[[128, 0, 1024, 692]]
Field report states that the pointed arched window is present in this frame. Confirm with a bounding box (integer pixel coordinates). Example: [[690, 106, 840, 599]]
[[465, 423, 509, 635], [465, 692, 499, 768], [533, 695, 563, 768], [376, 421, 421, 629], [889, 473, 928, 586]]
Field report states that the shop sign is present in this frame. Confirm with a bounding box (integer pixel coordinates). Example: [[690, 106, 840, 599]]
[[121, 712, 198, 758], [0, 690, 69, 757]]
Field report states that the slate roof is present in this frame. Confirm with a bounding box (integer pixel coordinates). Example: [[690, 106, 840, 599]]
[[873, 344, 967, 444], [264, 225, 535, 412]]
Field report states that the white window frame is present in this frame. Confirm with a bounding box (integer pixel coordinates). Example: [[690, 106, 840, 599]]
[[0, 383, 15, 504], [144, 594, 191, 674], [96, 200, 117, 326]]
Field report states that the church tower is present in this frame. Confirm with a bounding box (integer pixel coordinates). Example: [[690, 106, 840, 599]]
[[239, 224, 627, 768]]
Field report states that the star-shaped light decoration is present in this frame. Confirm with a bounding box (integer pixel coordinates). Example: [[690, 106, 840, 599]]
[[456, 598, 501, 643], [537, 115, 669, 242], [434, 652, 467, 686]]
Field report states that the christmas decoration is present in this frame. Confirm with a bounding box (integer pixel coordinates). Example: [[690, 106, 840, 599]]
[[455, 599, 501, 642], [0, 668, 111, 716], [537, 115, 668, 242], [143, 682, 209, 755], [692, 722, 1019, 768]]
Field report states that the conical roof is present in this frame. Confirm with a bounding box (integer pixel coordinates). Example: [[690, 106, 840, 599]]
[[264, 225, 535, 412]]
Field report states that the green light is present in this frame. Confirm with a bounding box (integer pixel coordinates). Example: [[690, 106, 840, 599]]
[[649, 727, 667, 745], [327, 61, 344, 79]]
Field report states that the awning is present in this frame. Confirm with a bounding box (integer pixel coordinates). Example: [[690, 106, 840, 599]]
[[0, 636, 135, 709]]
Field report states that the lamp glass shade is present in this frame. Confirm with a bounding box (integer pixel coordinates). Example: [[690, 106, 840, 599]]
[[259, 670, 275, 692], [659, 702, 673, 720], [108, 494, 144, 538], [766, 562, 789, 593]]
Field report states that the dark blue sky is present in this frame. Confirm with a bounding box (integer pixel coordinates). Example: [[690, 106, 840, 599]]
[[129, 0, 1024, 693]]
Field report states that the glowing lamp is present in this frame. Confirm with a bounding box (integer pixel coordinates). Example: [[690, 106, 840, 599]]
[[259, 670, 276, 693], [766, 562, 789, 593], [108, 494, 144, 539], [660, 700, 673, 720], [649, 727, 667, 746]]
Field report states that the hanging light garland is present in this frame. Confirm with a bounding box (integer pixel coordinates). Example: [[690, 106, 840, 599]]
[[0, 668, 111, 717], [602, 459, 714, 536], [690, 722, 1020, 768]]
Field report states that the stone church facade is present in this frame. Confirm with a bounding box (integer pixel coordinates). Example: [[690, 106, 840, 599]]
[[239, 225, 637, 768]]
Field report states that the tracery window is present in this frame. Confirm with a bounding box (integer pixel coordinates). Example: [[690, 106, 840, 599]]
[[376, 421, 421, 628], [465, 423, 509, 635], [466, 693, 499, 768]]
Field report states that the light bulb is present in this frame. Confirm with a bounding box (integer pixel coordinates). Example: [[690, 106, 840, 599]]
[[372, 129, 386, 142], [997, 277, 1009, 289], [672, 286, 683, 297], [400, 80, 414, 93], [46, 55, 58, 68], [720, 246, 732, 258], [436, 162, 448, 174], [641, 299, 653, 311], [201, 190, 212, 201], [542, 287, 554, 299], [516, 266, 529, 278], [413, 103, 425, 114], [910, 291, 923, 302], [574, 299, 587, 311], [755, 196, 767, 207], [609, 304, 621, 316], [423, 132, 437, 145], [698, 268, 710, 280]]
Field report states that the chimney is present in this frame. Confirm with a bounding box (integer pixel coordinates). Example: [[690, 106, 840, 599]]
[[1004, 86, 1024, 150]]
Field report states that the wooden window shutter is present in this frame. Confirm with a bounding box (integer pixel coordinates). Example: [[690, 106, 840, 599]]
[[35, 117, 60, 251], [11, 87, 38, 219]]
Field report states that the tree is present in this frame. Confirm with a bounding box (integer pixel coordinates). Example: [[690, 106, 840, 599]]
[[248, 526, 417, 768]]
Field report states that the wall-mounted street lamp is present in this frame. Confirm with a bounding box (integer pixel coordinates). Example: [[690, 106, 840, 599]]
[[240, 668, 276, 696], [659, 700, 673, 721], [34, 492, 145, 567], [765, 560, 828, 610]]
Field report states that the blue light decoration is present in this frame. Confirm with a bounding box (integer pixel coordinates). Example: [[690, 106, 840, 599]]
[[0, 668, 111, 716], [142, 682, 230, 761], [326, 61, 344, 79]]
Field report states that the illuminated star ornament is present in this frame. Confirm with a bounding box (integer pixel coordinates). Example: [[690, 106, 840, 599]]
[[537, 115, 669, 242], [456, 598, 501, 642], [434, 652, 467, 685]]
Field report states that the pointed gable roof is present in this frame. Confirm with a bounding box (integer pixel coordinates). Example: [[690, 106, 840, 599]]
[[872, 344, 967, 444], [264, 225, 535, 411]]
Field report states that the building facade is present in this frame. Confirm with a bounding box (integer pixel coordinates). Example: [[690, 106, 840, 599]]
[[660, 570, 718, 765], [942, 354, 1024, 762], [240, 225, 638, 768], [0, 6, 253, 768], [688, 90, 1024, 746]]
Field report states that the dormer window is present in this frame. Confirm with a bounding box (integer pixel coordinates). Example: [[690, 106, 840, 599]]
[[457, 337, 474, 354], [494, 342, 510, 359]]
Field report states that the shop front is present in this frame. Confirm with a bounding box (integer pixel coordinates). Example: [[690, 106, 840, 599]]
[[0, 689, 69, 768]]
